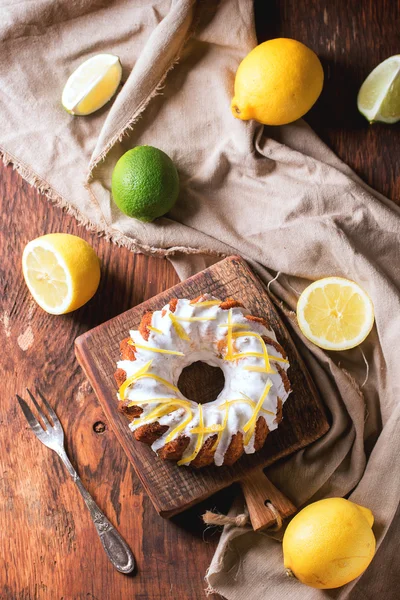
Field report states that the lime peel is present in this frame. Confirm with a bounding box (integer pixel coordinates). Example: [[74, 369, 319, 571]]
[[111, 146, 179, 222]]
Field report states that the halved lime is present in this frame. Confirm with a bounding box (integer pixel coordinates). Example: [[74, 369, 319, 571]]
[[62, 53, 122, 116], [357, 55, 400, 124]]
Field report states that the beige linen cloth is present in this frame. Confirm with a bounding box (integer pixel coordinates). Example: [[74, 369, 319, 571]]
[[1, 1, 399, 598]]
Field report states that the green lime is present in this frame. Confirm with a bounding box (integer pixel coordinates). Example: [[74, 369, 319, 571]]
[[357, 55, 400, 124], [111, 146, 179, 222]]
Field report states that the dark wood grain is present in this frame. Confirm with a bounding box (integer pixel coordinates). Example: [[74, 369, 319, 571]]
[[1, 1, 398, 598], [75, 256, 329, 517], [1, 166, 228, 600]]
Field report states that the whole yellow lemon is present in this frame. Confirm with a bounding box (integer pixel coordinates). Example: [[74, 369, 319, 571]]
[[283, 498, 375, 589], [231, 38, 324, 126]]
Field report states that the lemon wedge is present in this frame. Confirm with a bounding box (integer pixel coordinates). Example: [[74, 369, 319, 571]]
[[357, 55, 400, 124], [62, 53, 122, 116], [22, 234, 101, 315], [297, 277, 374, 351]]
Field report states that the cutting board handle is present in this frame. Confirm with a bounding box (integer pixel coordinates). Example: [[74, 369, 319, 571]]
[[240, 469, 296, 531]]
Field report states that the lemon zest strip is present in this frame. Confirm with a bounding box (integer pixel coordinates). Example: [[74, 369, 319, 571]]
[[133, 403, 185, 426], [121, 373, 180, 399], [191, 300, 221, 307], [231, 351, 288, 364], [243, 380, 273, 445], [140, 374, 180, 392], [218, 322, 248, 329], [212, 403, 230, 450], [119, 357, 191, 443], [169, 313, 190, 341], [128, 340, 184, 356], [218, 398, 275, 417], [118, 360, 153, 400], [232, 331, 273, 373], [225, 309, 234, 360], [178, 404, 204, 465], [164, 407, 193, 443], [127, 397, 191, 408], [240, 392, 275, 416], [244, 366, 275, 373], [147, 326, 163, 335]]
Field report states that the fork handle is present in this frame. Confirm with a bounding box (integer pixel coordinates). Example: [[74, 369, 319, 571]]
[[56, 448, 135, 574]]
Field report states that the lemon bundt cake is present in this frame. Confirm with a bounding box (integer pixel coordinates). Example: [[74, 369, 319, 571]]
[[114, 295, 291, 468]]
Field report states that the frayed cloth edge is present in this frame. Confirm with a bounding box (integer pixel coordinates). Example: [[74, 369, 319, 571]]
[[0, 147, 221, 259], [87, 8, 197, 176], [87, 55, 181, 175]]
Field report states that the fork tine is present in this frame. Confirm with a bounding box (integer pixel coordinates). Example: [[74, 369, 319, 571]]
[[35, 388, 59, 427], [26, 388, 51, 429], [16, 395, 45, 435]]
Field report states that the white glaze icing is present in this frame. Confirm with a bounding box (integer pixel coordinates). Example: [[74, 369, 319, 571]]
[[117, 295, 291, 466]]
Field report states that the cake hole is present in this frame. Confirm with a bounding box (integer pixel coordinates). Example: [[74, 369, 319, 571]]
[[177, 361, 225, 405]]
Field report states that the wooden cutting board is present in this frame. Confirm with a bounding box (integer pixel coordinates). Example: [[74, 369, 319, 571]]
[[75, 256, 329, 530]]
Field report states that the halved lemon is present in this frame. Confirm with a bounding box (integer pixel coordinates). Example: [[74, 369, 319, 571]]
[[357, 55, 400, 124], [22, 234, 101, 315], [297, 277, 374, 351], [62, 53, 122, 116]]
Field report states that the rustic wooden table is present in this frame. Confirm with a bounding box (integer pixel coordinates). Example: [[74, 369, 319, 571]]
[[1, 1, 398, 599]]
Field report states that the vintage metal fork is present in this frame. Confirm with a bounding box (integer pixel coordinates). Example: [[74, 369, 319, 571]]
[[17, 389, 135, 574]]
